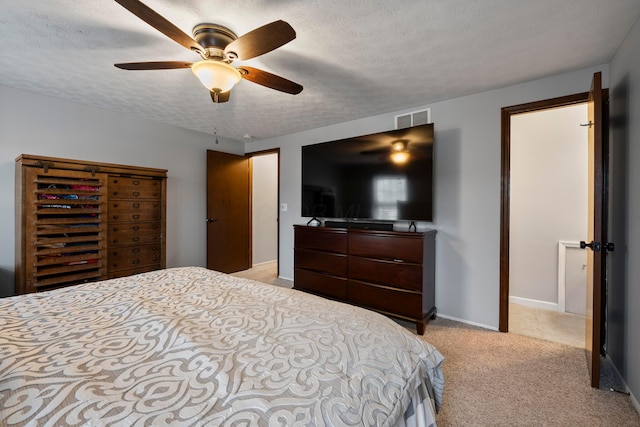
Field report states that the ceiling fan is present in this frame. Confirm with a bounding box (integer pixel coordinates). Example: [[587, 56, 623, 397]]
[[112, 0, 303, 103]]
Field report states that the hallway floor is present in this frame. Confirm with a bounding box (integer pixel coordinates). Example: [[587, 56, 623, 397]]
[[509, 303, 585, 348]]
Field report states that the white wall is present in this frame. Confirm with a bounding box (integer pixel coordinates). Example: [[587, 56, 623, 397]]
[[608, 14, 640, 409], [251, 153, 278, 265], [0, 85, 242, 296], [509, 105, 588, 307], [247, 64, 609, 329]]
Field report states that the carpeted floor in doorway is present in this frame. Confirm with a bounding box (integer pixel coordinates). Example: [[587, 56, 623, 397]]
[[420, 318, 639, 426]]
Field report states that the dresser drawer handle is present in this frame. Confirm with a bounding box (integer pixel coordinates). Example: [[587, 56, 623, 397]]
[[152, 257, 158, 262], [153, 203, 158, 208], [133, 203, 140, 208], [152, 214, 157, 219], [113, 263, 118, 267], [113, 203, 118, 208], [113, 239, 118, 244], [113, 191, 118, 196], [132, 259, 140, 265], [153, 193, 159, 197], [152, 225, 157, 229], [132, 226, 140, 231], [113, 215, 119, 220], [133, 192, 140, 197], [133, 180, 140, 185], [132, 248, 140, 254], [113, 179, 118, 184], [112, 251, 118, 256], [133, 214, 140, 220], [112, 227, 118, 232], [132, 237, 140, 242]]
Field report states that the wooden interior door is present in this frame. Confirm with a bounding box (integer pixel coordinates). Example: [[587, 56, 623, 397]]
[[206, 150, 250, 273], [584, 71, 605, 388]]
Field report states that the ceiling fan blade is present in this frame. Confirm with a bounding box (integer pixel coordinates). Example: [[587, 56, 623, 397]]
[[239, 67, 303, 95], [211, 90, 231, 103], [114, 0, 203, 54], [115, 61, 193, 70], [224, 20, 296, 60]]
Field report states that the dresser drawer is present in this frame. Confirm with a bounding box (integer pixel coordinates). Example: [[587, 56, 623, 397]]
[[348, 256, 422, 291], [108, 222, 161, 246], [348, 280, 422, 319], [109, 200, 161, 222], [294, 268, 347, 300], [109, 244, 162, 270], [295, 248, 347, 277], [109, 177, 162, 199], [108, 264, 161, 279], [295, 227, 347, 254], [348, 232, 424, 263]]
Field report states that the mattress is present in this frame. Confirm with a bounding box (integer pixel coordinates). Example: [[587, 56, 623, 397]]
[[0, 267, 444, 426]]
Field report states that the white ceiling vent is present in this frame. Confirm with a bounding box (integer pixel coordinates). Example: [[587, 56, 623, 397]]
[[395, 108, 431, 129]]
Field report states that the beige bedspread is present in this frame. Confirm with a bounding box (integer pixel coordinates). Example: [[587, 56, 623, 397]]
[[0, 267, 443, 426]]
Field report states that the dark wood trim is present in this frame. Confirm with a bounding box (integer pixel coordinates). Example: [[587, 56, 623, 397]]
[[499, 92, 589, 332]]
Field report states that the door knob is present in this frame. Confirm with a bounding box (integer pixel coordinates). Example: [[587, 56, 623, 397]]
[[580, 241, 601, 252], [206, 218, 218, 223]]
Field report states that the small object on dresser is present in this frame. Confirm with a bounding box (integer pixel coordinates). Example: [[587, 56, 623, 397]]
[[307, 217, 321, 227]]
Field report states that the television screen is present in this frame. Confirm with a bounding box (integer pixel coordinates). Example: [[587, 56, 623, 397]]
[[301, 123, 434, 222]]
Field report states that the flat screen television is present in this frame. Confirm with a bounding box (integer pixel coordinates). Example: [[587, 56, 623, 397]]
[[301, 123, 434, 222]]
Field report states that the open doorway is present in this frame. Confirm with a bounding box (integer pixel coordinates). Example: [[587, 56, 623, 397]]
[[250, 152, 279, 279], [508, 103, 588, 348]]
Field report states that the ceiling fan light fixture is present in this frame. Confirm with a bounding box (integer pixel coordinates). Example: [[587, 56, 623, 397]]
[[390, 151, 410, 164], [392, 141, 406, 152], [192, 60, 241, 92]]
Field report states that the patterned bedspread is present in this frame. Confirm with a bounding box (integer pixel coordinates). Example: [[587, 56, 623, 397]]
[[0, 267, 444, 426]]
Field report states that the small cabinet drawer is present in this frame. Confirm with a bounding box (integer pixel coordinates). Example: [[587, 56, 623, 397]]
[[108, 222, 161, 245], [295, 248, 347, 277], [348, 232, 424, 263], [348, 280, 422, 319], [294, 268, 347, 300], [295, 226, 347, 254], [348, 256, 422, 291], [109, 177, 162, 199], [109, 200, 161, 222], [109, 244, 161, 269], [108, 264, 161, 279]]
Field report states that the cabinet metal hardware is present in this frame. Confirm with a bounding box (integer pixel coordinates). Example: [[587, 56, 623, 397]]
[[207, 218, 218, 223], [84, 165, 99, 176], [35, 161, 55, 173]]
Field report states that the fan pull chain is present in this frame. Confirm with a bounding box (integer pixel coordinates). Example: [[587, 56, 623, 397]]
[[214, 127, 219, 144]]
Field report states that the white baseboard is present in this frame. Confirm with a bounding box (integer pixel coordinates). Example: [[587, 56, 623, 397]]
[[509, 295, 558, 311], [436, 313, 499, 331]]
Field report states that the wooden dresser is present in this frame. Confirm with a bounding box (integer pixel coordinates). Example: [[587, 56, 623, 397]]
[[15, 154, 167, 294], [107, 176, 164, 279], [294, 225, 436, 334]]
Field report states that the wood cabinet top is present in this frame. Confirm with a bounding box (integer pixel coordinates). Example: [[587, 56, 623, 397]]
[[294, 224, 436, 238], [16, 154, 167, 177]]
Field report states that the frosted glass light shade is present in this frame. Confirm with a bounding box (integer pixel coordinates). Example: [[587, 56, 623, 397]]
[[390, 151, 410, 164], [192, 60, 241, 92]]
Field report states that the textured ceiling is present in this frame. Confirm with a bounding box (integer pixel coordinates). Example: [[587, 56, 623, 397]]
[[1, 1, 639, 142]]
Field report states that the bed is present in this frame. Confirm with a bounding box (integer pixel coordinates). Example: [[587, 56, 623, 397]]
[[0, 267, 444, 426]]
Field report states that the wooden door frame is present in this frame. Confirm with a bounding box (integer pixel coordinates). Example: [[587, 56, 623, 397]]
[[499, 92, 590, 332], [247, 148, 281, 276]]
